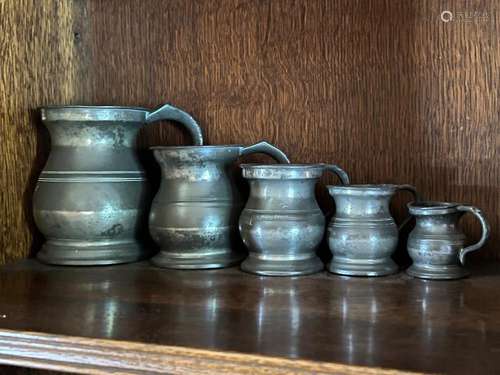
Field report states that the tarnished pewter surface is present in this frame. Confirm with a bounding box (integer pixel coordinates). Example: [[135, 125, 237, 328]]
[[34, 104, 203, 265], [327, 184, 418, 277], [239, 163, 349, 276], [149, 141, 290, 269], [407, 201, 490, 280]]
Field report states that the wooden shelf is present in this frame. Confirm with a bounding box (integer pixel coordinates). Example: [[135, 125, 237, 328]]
[[0, 260, 499, 374]]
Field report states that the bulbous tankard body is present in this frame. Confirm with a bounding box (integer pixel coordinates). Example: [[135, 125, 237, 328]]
[[327, 184, 418, 276], [34, 104, 202, 265], [239, 163, 350, 276], [149, 141, 290, 269], [406, 201, 490, 280]]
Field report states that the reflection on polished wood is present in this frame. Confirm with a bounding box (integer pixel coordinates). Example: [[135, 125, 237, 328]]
[[0, 260, 499, 374]]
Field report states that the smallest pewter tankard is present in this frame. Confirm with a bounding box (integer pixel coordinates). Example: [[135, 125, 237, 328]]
[[406, 201, 490, 280], [327, 184, 418, 276], [239, 163, 350, 276]]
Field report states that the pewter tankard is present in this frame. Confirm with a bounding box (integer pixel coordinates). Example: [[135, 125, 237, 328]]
[[149, 141, 290, 269], [327, 184, 418, 276], [406, 201, 490, 280], [239, 164, 350, 276], [33, 104, 203, 265]]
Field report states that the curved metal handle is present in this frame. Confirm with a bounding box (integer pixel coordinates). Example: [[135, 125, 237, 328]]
[[396, 184, 420, 231], [457, 205, 490, 265], [322, 164, 349, 185], [145, 103, 204, 145], [240, 141, 290, 163]]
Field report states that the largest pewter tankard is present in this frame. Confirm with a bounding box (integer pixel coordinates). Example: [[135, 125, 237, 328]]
[[33, 104, 203, 265], [149, 142, 290, 269]]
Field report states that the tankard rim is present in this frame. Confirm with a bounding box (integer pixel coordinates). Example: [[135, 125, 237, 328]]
[[150, 144, 244, 150], [41, 105, 149, 111], [241, 163, 323, 169], [41, 105, 149, 122], [327, 184, 399, 195], [408, 201, 460, 215], [240, 163, 324, 179]]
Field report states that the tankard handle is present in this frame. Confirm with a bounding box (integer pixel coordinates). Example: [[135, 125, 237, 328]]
[[457, 205, 490, 265], [396, 184, 420, 231], [145, 103, 204, 146], [322, 164, 350, 185], [240, 141, 290, 163]]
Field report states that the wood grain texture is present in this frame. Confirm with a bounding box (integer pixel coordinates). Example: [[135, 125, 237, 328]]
[[0, 0, 498, 263], [0, 0, 85, 264], [3, 260, 500, 374]]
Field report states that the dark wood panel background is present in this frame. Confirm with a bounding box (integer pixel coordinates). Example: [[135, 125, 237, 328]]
[[1, 0, 498, 264]]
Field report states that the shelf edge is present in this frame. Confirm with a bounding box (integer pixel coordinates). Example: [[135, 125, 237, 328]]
[[0, 329, 423, 374]]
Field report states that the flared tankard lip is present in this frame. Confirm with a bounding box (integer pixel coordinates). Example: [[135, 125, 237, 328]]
[[150, 144, 245, 151], [150, 145, 247, 163], [40, 105, 150, 123], [408, 201, 460, 215], [241, 163, 326, 179], [327, 184, 401, 196], [41, 105, 150, 111]]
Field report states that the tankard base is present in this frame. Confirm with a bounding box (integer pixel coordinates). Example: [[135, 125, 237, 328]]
[[37, 241, 148, 266], [150, 250, 245, 269], [406, 264, 469, 280], [241, 255, 324, 276], [327, 258, 398, 277]]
